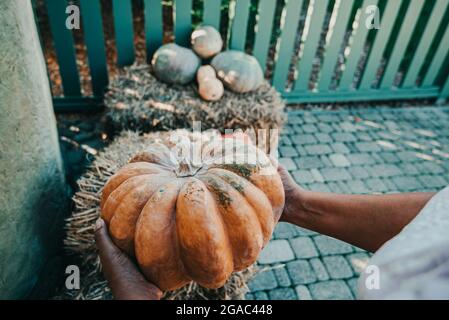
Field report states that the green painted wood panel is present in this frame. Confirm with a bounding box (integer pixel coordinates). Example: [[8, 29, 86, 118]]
[[403, 0, 449, 88], [380, 0, 425, 89], [144, 0, 163, 59], [339, 0, 379, 89], [440, 75, 449, 98], [112, 0, 135, 66], [318, 0, 355, 91], [422, 22, 449, 87], [203, 0, 222, 29], [359, 0, 402, 89], [229, 0, 251, 50], [272, 0, 304, 90], [294, 0, 329, 92], [45, 0, 81, 96], [79, 0, 108, 96], [252, 0, 277, 71], [174, 0, 192, 46]]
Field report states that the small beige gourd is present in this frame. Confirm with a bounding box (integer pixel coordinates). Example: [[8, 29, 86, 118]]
[[197, 65, 224, 101]]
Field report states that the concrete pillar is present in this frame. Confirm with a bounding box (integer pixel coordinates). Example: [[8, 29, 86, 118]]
[[0, 0, 68, 299]]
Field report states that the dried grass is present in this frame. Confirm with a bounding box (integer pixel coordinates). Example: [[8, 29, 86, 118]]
[[104, 64, 286, 134], [55, 130, 257, 300]]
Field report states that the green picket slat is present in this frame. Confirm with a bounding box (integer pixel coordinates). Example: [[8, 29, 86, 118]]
[[440, 75, 449, 98], [252, 0, 277, 71], [422, 20, 449, 87], [203, 0, 222, 29], [380, 0, 425, 89], [403, 0, 449, 88], [294, 0, 329, 92], [318, 0, 355, 91], [45, 0, 81, 97], [112, 0, 135, 66], [174, 0, 192, 46], [229, 0, 251, 50], [272, 0, 304, 90], [359, 0, 402, 89], [339, 0, 379, 90], [79, 0, 108, 96], [144, 0, 163, 59]]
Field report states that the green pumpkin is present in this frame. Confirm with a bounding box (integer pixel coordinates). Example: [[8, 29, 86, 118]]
[[151, 44, 201, 85], [211, 51, 264, 93], [191, 25, 223, 59]]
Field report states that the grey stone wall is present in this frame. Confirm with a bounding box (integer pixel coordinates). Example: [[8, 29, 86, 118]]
[[0, 0, 68, 299]]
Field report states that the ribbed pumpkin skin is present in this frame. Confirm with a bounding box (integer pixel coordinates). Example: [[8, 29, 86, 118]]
[[100, 134, 284, 291], [211, 50, 264, 93]]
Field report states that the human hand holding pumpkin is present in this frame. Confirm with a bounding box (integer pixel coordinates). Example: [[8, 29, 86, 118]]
[[95, 218, 162, 300]]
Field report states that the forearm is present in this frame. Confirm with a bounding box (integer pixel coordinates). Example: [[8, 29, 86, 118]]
[[283, 189, 435, 252]]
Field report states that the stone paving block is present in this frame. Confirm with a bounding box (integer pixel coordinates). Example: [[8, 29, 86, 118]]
[[309, 168, 324, 183], [346, 253, 371, 275], [346, 179, 370, 194], [329, 154, 350, 167], [309, 281, 354, 300], [315, 133, 332, 143], [273, 222, 299, 239], [288, 115, 304, 125], [347, 166, 371, 179], [327, 182, 350, 194], [291, 170, 315, 184], [365, 178, 389, 193], [317, 114, 341, 123], [245, 293, 255, 300], [381, 178, 398, 192], [280, 135, 292, 146], [292, 134, 317, 145], [259, 240, 295, 264], [355, 142, 381, 152], [302, 124, 318, 134], [268, 288, 297, 300], [379, 152, 400, 164], [292, 125, 304, 133], [317, 123, 334, 133], [391, 176, 422, 192], [323, 256, 354, 279], [346, 278, 359, 297], [248, 270, 278, 291], [339, 121, 358, 132], [279, 146, 298, 157], [295, 227, 318, 236], [320, 155, 333, 167], [418, 175, 448, 190], [320, 168, 352, 182], [399, 162, 420, 175], [286, 260, 317, 285], [314, 235, 354, 255], [331, 142, 350, 154], [294, 145, 308, 156], [279, 157, 297, 171], [294, 156, 324, 169], [396, 151, 418, 162], [254, 291, 269, 300], [290, 237, 319, 259], [305, 144, 333, 155], [273, 266, 292, 287], [367, 164, 402, 178], [332, 132, 357, 142], [310, 258, 330, 281], [420, 161, 445, 174], [295, 285, 313, 300], [346, 153, 376, 165], [307, 183, 332, 193]]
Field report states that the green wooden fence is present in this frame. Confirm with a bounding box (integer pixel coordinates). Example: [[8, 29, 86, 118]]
[[34, 0, 449, 111]]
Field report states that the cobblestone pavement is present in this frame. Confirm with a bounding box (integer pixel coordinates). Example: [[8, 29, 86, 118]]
[[246, 106, 449, 300]]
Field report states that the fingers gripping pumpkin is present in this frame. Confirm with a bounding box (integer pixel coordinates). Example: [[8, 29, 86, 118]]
[[100, 133, 285, 291]]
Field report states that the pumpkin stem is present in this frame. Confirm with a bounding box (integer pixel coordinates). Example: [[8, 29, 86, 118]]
[[175, 159, 202, 177]]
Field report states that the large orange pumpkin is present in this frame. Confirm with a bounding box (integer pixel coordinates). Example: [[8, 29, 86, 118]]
[[100, 132, 284, 291]]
